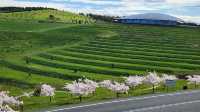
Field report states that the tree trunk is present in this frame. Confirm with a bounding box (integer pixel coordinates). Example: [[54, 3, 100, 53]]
[[50, 96, 52, 102], [153, 85, 155, 93], [116, 93, 120, 98], [79, 96, 82, 102], [195, 82, 197, 89]]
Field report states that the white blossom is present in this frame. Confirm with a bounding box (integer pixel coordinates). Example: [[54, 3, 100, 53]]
[[144, 72, 162, 85], [187, 75, 200, 85], [0, 91, 22, 112], [109, 82, 129, 94], [83, 79, 99, 94], [99, 80, 113, 88], [0, 105, 17, 112], [99, 80, 129, 94], [64, 80, 93, 96], [40, 84, 55, 97], [0, 91, 21, 106], [124, 76, 144, 87]]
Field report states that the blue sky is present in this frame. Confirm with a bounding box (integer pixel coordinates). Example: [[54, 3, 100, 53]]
[[1, 0, 200, 23]]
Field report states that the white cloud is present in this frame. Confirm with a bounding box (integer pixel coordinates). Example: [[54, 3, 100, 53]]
[[0, 0, 200, 23], [0, 0, 66, 10], [178, 15, 200, 24]]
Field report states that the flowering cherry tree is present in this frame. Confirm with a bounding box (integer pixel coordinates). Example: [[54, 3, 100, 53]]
[[33, 84, 55, 102], [64, 78, 98, 102], [40, 84, 55, 102], [144, 72, 162, 93], [99, 80, 113, 88], [0, 105, 16, 112], [99, 80, 129, 98], [124, 76, 144, 88], [110, 82, 129, 98], [0, 91, 23, 112], [83, 78, 99, 94], [187, 75, 200, 88]]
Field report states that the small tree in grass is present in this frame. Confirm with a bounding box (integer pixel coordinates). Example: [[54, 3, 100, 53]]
[[124, 76, 144, 89], [33, 84, 55, 102], [64, 79, 98, 102], [144, 72, 162, 93], [187, 75, 200, 88], [0, 91, 23, 112], [49, 15, 55, 20], [40, 84, 55, 102], [99, 80, 129, 98]]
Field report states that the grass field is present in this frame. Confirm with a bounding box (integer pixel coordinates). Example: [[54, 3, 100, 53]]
[[1, 9, 200, 111], [0, 9, 93, 23]]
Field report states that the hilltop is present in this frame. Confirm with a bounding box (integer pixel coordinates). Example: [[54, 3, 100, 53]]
[[0, 8, 93, 24]]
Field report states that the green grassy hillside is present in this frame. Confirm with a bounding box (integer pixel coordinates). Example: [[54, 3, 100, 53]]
[[0, 9, 93, 23], [1, 9, 200, 111]]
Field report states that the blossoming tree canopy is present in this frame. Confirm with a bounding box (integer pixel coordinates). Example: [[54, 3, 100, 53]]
[[64, 80, 94, 96], [83, 78, 99, 93], [144, 72, 162, 85], [110, 82, 130, 94], [0, 91, 22, 106], [0, 105, 17, 112], [40, 84, 55, 97], [187, 75, 200, 84], [0, 91, 22, 112], [99, 80, 129, 94], [124, 76, 144, 87], [99, 80, 113, 88]]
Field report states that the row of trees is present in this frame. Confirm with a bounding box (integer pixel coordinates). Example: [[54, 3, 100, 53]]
[[1, 72, 200, 111], [0, 7, 55, 13], [79, 13, 117, 23]]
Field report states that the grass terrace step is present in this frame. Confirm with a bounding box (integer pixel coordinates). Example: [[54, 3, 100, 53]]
[[28, 63, 122, 81], [0, 60, 80, 80], [90, 40, 200, 53], [0, 77, 35, 89], [61, 48, 200, 66], [49, 51, 200, 70], [0, 66, 68, 89], [95, 37, 198, 47], [38, 53, 194, 73], [96, 36, 194, 46], [83, 43, 200, 56], [29, 56, 145, 76], [70, 46, 200, 61]]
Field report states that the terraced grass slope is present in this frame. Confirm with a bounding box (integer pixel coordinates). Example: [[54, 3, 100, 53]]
[[26, 25, 200, 78], [2, 24, 200, 83], [1, 12, 200, 111]]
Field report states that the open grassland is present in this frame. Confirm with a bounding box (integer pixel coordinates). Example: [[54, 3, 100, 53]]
[[0, 12, 200, 111], [0, 9, 93, 23]]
